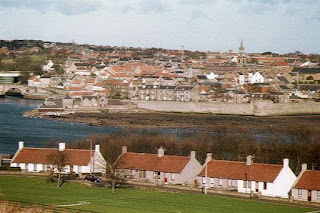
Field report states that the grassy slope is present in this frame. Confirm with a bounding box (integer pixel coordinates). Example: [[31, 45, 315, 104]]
[[0, 176, 316, 213]]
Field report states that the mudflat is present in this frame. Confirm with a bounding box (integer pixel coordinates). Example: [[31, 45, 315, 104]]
[[40, 111, 320, 132]]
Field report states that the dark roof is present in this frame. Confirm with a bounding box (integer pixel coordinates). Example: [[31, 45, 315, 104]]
[[176, 86, 194, 91], [292, 67, 320, 74], [159, 85, 176, 90], [277, 76, 290, 84], [298, 84, 320, 91], [196, 75, 208, 80], [108, 99, 124, 105]]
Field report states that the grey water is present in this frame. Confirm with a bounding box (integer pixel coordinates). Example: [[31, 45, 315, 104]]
[[0, 97, 122, 154]]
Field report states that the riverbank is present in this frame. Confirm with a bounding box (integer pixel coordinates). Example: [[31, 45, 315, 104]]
[[24, 109, 320, 132]]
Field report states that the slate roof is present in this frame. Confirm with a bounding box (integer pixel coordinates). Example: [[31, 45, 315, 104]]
[[116, 152, 191, 173], [12, 148, 93, 166], [292, 67, 320, 74], [294, 170, 320, 190], [198, 160, 283, 183]]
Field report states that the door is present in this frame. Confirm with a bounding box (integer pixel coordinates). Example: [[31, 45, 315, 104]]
[[308, 190, 312, 201]]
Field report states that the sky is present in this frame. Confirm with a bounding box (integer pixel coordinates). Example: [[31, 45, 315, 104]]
[[0, 0, 320, 54]]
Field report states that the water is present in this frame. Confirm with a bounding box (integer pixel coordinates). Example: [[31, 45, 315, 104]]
[[0, 97, 121, 154]]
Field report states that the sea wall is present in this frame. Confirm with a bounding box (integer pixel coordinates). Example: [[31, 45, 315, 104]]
[[136, 101, 320, 116], [137, 101, 254, 115]]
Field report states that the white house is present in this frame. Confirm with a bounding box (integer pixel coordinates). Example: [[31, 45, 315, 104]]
[[10, 141, 106, 174], [198, 154, 296, 198], [42, 60, 54, 72], [115, 146, 202, 186], [250, 72, 265, 84]]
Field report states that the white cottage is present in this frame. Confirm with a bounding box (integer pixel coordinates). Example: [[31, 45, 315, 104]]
[[198, 154, 296, 198], [10, 141, 106, 174]]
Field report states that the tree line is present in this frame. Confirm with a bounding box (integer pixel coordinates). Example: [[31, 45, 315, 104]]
[[61, 124, 320, 175]]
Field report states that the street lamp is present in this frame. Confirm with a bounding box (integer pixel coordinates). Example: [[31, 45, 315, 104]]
[[87, 140, 93, 175]]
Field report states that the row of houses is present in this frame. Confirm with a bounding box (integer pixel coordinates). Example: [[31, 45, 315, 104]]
[[9, 142, 320, 203]]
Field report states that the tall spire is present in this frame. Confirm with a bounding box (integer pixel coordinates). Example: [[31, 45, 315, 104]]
[[239, 39, 244, 52]]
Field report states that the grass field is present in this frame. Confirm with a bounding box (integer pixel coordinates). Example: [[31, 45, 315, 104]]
[[0, 176, 317, 213]]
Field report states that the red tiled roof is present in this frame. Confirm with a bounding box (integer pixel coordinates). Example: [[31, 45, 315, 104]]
[[199, 160, 283, 182], [116, 152, 191, 173], [294, 170, 320, 190], [12, 148, 93, 166]]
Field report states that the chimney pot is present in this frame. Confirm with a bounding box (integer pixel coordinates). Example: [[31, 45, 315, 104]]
[[122, 146, 127, 154], [190, 151, 196, 159], [158, 147, 164, 158], [246, 155, 253, 166], [59, 143, 65, 151], [95, 144, 100, 153], [302, 163, 307, 172], [19, 141, 24, 149], [206, 153, 212, 162], [283, 158, 289, 167]]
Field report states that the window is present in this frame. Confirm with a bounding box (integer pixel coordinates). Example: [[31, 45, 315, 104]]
[[139, 170, 146, 178], [232, 180, 236, 187], [210, 178, 214, 186], [298, 189, 302, 197], [263, 182, 267, 190], [227, 179, 232, 187], [317, 191, 320, 198], [17, 163, 20, 168], [153, 171, 160, 179], [202, 177, 206, 184], [219, 178, 223, 186], [171, 173, 175, 180], [34, 164, 37, 171], [243, 180, 247, 188]]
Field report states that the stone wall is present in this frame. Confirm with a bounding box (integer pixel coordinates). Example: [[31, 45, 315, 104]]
[[136, 101, 320, 116]]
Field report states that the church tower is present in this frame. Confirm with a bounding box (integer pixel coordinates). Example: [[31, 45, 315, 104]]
[[237, 40, 246, 66]]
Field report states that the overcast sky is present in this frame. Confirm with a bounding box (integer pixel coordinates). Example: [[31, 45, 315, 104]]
[[0, 0, 319, 53]]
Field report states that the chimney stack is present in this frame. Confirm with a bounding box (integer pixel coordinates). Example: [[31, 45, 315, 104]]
[[95, 144, 100, 153], [283, 158, 289, 167], [122, 146, 127, 154], [246, 155, 253, 166], [301, 163, 307, 172], [59, 143, 65, 151], [19, 141, 24, 149], [158, 147, 164, 158], [206, 153, 212, 162], [190, 151, 196, 159]]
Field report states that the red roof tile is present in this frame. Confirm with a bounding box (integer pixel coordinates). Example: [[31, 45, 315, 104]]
[[116, 152, 191, 173], [12, 148, 93, 166], [199, 160, 283, 182], [294, 170, 320, 190]]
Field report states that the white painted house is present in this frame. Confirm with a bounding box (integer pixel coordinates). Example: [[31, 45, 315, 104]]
[[10, 141, 106, 174], [198, 154, 296, 198], [250, 72, 265, 84]]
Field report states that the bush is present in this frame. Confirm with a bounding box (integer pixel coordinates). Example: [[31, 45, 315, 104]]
[[0, 166, 21, 171]]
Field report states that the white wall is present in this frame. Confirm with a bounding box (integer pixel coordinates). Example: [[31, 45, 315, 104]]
[[273, 166, 297, 198]]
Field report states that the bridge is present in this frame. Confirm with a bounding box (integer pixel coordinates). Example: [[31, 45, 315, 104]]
[[0, 84, 35, 96]]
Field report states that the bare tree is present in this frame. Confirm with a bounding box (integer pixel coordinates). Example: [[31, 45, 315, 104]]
[[47, 150, 69, 188]]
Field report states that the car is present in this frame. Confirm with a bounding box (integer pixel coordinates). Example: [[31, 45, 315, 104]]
[[84, 174, 102, 183]]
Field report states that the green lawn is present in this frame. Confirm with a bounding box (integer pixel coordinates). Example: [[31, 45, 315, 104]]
[[0, 176, 316, 213]]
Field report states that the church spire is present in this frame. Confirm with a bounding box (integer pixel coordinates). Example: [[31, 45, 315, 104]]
[[239, 39, 244, 52]]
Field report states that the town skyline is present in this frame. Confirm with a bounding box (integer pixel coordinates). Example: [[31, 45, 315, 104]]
[[1, 0, 320, 54]]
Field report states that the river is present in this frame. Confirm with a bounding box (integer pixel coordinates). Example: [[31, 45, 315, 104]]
[[0, 97, 121, 154]]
